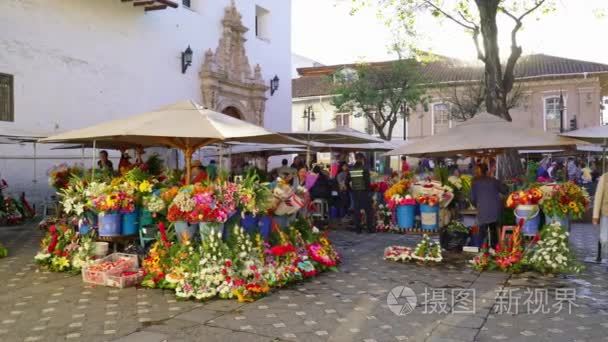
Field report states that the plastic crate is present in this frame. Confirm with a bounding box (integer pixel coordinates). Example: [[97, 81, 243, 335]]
[[82, 253, 139, 286], [105, 269, 144, 288]]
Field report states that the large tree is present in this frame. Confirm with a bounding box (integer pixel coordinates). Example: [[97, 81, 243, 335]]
[[352, 0, 555, 177], [331, 59, 427, 141]]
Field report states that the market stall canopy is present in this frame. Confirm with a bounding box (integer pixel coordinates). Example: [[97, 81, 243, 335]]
[[385, 112, 588, 157], [203, 143, 306, 157], [560, 125, 608, 145], [39, 100, 295, 148], [307, 127, 396, 152], [39, 100, 296, 183], [310, 139, 399, 152], [0, 127, 53, 142], [281, 128, 383, 144]]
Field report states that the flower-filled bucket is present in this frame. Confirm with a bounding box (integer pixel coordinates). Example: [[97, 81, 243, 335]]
[[259, 216, 272, 240], [514, 204, 541, 236], [174, 221, 196, 244], [200, 222, 223, 241], [121, 211, 139, 235], [240, 214, 259, 234], [396, 205, 415, 230], [420, 204, 439, 231], [98, 212, 122, 237]]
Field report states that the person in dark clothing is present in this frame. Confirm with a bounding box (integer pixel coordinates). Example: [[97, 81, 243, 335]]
[[97, 150, 114, 172], [336, 162, 350, 217], [349, 153, 374, 234], [309, 165, 331, 200], [471, 164, 508, 248]]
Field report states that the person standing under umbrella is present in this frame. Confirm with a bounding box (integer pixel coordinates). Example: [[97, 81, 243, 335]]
[[349, 153, 374, 234], [471, 164, 508, 248]]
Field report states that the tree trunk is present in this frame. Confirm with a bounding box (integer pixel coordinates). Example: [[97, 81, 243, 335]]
[[476, 0, 523, 180]]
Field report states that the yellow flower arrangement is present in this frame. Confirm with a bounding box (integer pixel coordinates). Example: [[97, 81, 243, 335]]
[[384, 180, 411, 201]]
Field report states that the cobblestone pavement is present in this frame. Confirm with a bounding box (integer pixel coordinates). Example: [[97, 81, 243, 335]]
[[0, 222, 607, 342]]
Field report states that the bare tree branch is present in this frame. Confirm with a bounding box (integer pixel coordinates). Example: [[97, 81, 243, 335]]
[[422, 0, 477, 31]]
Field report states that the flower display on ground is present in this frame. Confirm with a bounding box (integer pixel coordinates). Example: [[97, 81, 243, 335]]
[[384, 235, 442, 264], [140, 217, 340, 302], [525, 222, 582, 274], [34, 224, 95, 273]]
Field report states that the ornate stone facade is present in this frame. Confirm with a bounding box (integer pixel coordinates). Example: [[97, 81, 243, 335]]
[[200, 0, 268, 125]]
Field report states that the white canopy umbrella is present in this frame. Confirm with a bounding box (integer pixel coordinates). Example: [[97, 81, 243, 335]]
[[561, 125, 608, 172], [282, 127, 384, 165], [40, 100, 296, 183], [386, 112, 587, 157]]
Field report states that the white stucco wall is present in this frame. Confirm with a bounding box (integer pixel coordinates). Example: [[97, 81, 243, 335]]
[[0, 0, 292, 204]]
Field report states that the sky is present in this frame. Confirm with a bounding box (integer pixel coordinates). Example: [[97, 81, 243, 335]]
[[291, 0, 608, 66]]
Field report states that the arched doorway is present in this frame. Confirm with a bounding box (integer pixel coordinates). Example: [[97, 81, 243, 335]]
[[221, 106, 242, 119]]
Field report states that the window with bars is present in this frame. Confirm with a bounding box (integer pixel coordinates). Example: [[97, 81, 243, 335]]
[[0, 73, 14, 122], [544, 96, 562, 133], [335, 113, 350, 128], [432, 103, 450, 134]]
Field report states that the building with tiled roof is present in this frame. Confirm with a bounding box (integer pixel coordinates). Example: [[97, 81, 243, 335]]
[[292, 54, 608, 142]]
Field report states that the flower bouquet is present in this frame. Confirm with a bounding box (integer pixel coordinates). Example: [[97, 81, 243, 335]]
[[383, 235, 442, 265], [506, 188, 543, 208], [412, 234, 443, 263], [539, 182, 589, 220], [410, 180, 454, 208], [384, 180, 411, 204], [383, 246, 414, 262], [48, 163, 85, 191], [525, 222, 582, 274], [34, 224, 95, 273]]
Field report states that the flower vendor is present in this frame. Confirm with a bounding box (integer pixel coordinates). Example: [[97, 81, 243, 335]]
[[181, 160, 208, 185], [348, 153, 374, 234], [471, 164, 508, 248], [97, 150, 114, 172], [592, 173, 608, 260]]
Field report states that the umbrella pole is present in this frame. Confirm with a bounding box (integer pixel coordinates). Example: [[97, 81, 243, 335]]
[[184, 147, 193, 185], [306, 142, 311, 168], [603, 138, 606, 174], [91, 140, 97, 180]]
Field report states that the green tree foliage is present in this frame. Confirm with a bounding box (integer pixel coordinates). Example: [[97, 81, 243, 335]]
[[330, 59, 427, 141]]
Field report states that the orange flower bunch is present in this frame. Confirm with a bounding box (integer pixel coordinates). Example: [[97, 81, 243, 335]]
[[417, 194, 439, 207], [506, 188, 543, 208]]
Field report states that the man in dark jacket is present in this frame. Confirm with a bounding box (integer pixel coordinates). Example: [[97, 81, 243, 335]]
[[349, 153, 374, 234], [471, 164, 508, 248]]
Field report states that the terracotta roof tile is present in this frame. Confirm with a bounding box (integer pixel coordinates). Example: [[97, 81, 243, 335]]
[[293, 54, 608, 98]]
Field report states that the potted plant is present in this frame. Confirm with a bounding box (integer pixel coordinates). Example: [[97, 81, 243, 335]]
[[439, 221, 470, 252]]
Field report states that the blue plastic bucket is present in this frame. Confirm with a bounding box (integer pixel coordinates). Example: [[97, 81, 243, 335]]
[[121, 211, 139, 235], [420, 204, 439, 231], [259, 216, 272, 240], [78, 222, 91, 235], [174, 221, 197, 243], [515, 205, 541, 236], [396, 205, 415, 230], [241, 214, 259, 234], [98, 212, 122, 237]]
